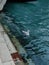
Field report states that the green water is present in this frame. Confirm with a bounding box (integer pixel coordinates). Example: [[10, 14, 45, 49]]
[[1, 0, 49, 65]]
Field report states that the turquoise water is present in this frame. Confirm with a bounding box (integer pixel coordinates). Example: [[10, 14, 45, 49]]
[[1, 0, 49, 65]]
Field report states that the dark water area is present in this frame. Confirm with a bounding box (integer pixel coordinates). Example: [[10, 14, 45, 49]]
[[7, 0, 37, 2], [1, 0, 49, 65]]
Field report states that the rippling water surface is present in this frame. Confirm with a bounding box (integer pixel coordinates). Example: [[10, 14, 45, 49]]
[[1, 1, 49, 65]]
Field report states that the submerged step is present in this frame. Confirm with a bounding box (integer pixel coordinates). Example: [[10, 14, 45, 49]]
[[0, 24, 25, 65]]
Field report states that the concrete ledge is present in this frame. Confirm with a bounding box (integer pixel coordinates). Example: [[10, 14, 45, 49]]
[[0, 0, 7, 11], [0, 24, 15, 65]]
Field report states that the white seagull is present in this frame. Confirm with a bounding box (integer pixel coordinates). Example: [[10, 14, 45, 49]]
[[22, 30, 30, 36]]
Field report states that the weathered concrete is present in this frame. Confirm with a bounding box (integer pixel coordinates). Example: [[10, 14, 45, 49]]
[[0, 0, 7, 11], [0, 24, 15, 65]]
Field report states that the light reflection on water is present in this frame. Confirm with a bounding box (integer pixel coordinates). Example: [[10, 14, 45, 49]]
[[1, 1, 49, 65]]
